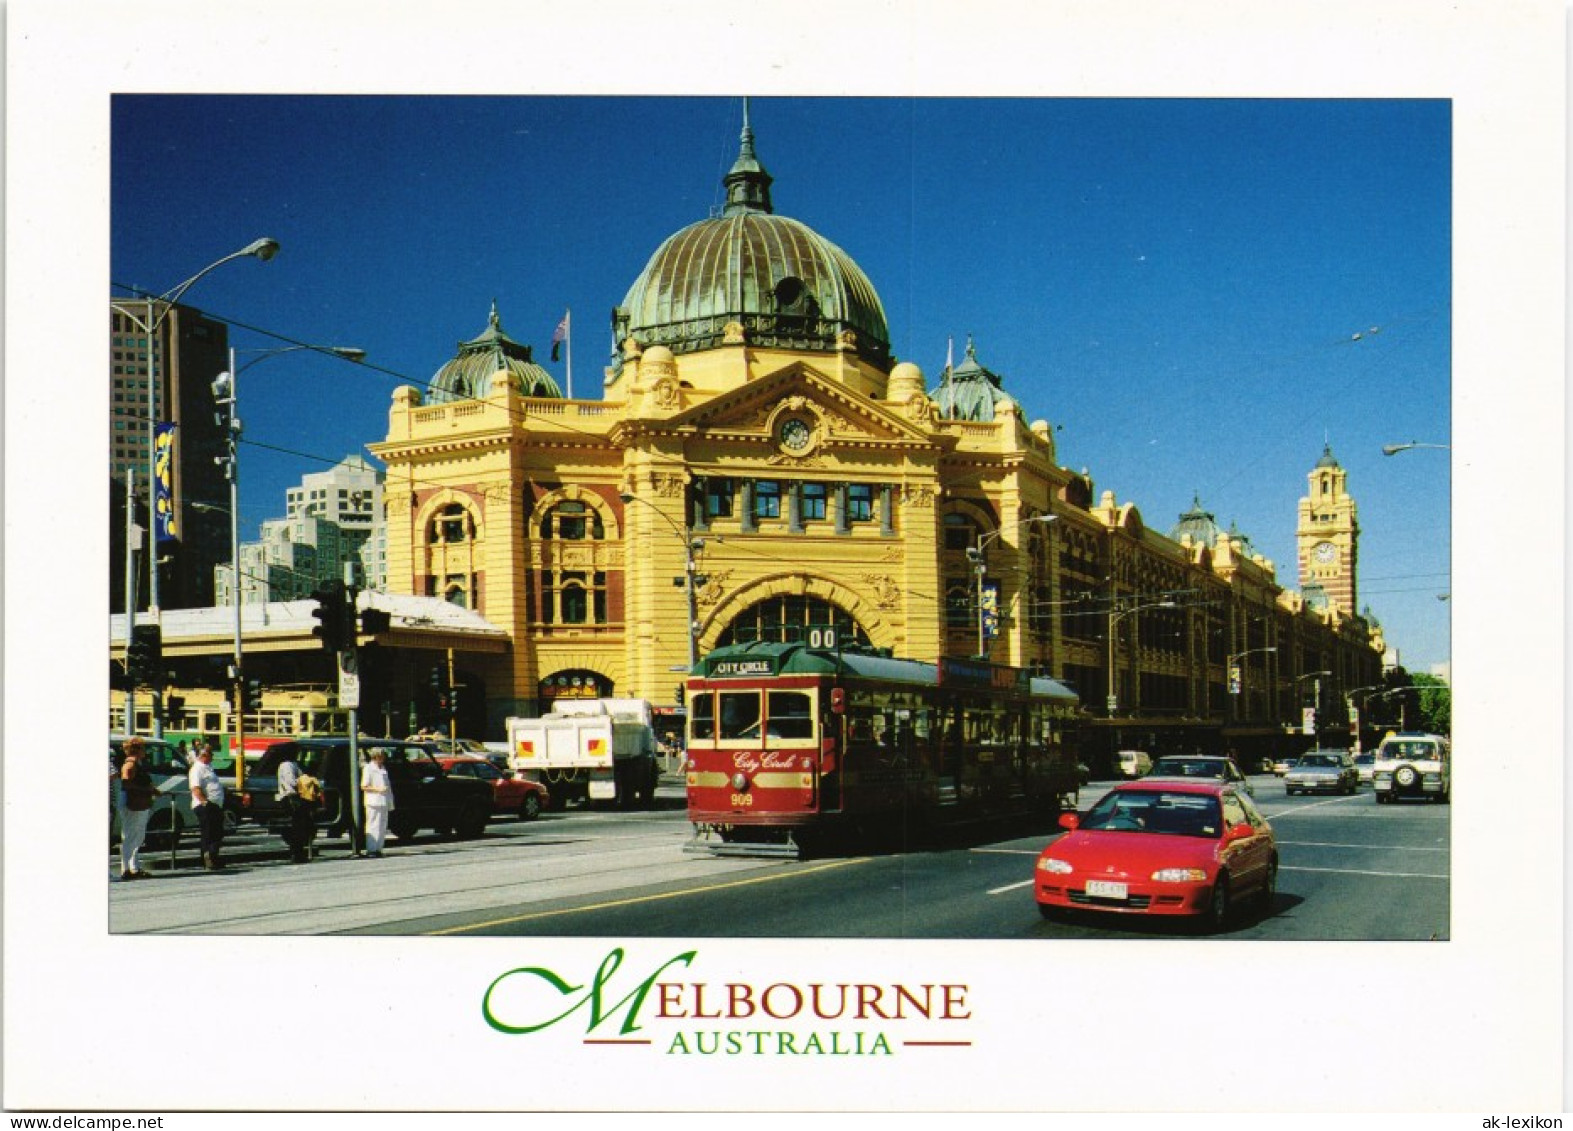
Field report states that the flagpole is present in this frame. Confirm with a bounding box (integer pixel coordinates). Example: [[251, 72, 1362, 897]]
[[566, 308, 573, 399]]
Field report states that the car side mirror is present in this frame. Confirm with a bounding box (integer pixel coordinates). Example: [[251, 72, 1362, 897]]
[[1225, 822, 1255, 842], [1058, 812, 1080, 831]]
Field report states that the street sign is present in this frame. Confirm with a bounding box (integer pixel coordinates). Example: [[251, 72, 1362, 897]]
[[338, 649, 361, 709], [1106, 694, 1118, 711], [1302, 707, 1316, 735]]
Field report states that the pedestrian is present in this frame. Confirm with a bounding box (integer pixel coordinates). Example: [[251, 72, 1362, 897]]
[[188, 740, 228, 870], [118, 738, 156, 880], [359, 748, 394, 857], [274, 746, 311, 864]]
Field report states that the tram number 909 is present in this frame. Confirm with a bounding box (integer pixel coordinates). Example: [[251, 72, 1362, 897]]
[[730, 793, 755, 807]]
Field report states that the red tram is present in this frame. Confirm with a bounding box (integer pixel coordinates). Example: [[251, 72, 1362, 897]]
[[684, 641, 1085, 856]]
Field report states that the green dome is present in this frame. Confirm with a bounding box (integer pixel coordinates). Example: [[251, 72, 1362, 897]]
[[930, 337, 1013, 421], [611, 104, 891, 376], [429, 302, 561, 402]]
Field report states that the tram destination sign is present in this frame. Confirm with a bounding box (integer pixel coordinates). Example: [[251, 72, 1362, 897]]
[[710, 659, 775, 678]]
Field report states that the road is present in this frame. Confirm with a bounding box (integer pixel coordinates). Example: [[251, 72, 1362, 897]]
[[108, 775, 1448, 940]]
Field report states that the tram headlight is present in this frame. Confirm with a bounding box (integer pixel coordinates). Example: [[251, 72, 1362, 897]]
[[731, 772, 749, 792]]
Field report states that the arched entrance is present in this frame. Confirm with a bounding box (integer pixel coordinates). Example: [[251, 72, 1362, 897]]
[[539, 669, 613, 704]]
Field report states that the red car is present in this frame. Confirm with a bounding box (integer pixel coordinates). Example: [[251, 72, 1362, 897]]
[[436, 756, 549, 821], [1034, 779, 1277, 931]]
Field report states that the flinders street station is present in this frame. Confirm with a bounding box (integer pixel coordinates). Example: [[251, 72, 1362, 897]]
[[364, 104, 1384, 768]]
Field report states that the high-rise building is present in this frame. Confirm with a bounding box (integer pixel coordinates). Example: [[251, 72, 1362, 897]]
[[216, 455, 387, 603], [109, 298, 230, 611]]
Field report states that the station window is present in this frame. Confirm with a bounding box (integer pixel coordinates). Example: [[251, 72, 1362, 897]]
[[755, 480, 781, 520], [704, 478, 735, 520], [847, 485, 874, 523], [801, 483, 827, 521]]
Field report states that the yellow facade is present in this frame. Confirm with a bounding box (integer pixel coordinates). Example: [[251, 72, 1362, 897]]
[[369, 114, 1383, 762]]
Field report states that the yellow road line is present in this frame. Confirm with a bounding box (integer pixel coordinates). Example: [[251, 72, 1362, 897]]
[[425, 857, 870, 935]]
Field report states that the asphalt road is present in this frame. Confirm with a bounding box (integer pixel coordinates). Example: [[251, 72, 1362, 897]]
[[108, 774, 1448, 940]]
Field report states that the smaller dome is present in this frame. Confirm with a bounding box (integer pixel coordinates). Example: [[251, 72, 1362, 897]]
[[1316, 442, 1340, 469], [1170, 493, 1223, 547], [931, 337, 1013, 421], [429, 302, 561, 403]]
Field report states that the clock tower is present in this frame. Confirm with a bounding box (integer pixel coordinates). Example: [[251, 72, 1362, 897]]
[[1297, 444, 1359, 613]]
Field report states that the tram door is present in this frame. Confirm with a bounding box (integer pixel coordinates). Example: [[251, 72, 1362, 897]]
[[937, 699, 964, 806]]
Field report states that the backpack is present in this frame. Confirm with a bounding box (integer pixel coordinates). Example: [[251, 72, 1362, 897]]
[[296, 774, 322, 804]]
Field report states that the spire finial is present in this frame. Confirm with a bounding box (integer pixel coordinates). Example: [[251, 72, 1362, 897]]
[[722, 96, 774, 215]]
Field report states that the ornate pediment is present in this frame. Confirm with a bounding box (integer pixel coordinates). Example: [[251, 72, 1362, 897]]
[[664, 362, 939, 451]]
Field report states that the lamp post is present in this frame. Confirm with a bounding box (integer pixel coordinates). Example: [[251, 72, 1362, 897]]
[[211, 342, 365, 787], [620, 490, 704, 674], [1381, 441, 1451, 456], [111, 237, 280, 737], [1226, 646, 1277, 720], [1344, 684, 1386, 753], [1295, 670, 1333, 738], [1105, 597, 1179, 715], [965, 514, 1057, 660]]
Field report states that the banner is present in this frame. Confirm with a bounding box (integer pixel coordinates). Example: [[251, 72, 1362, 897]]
[[153, 422, 178, 542], [980, 580, 999, 641]]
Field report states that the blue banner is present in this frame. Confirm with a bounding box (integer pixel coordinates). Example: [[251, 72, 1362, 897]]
[[154, 422, 178, 542]]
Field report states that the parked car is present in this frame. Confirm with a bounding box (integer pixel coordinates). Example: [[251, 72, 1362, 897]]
[[110, 736, 240, 846], [242, 738, 496, 843], [1115, 750, 1152, 779], [1283, 749, 1359, 795], [1373, 732, 1451, 804], [435, 755, 549, 820], [1353, 751, 1376, 785], [1034, 779, 1277, 931], [1145, 755, 1255, 797]]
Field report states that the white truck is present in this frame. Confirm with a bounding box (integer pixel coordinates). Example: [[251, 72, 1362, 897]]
[[506, 698, 661, 809]]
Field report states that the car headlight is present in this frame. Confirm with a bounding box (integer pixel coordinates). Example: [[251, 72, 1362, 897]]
[[1037, 857, 1073, 874], [1151, 867, 1207, 883]]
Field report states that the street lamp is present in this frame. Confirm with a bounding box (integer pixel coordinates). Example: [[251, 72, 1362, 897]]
[[1382, 441, 1451, 456], [212, 341, 365, 788], [620, 490, 705, 674], [1226, 646, 1277, 720], [1294, 669, 1333, 737], [965, 514, 1057, 659], [1105, 597, 1179, 715]]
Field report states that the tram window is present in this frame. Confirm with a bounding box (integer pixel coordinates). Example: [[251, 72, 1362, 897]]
[[719, 692, 761, 739], [766, 692, 814, 739], [690, 693, 715, 740]]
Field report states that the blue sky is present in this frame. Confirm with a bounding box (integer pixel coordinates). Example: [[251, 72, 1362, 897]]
[[110, 95, 1452, 672]]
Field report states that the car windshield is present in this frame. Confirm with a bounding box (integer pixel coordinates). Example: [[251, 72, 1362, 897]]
[[1080, 790, 1222, 838], [1299, 754, 1341, 768], [1151, 759, 1224, 779]]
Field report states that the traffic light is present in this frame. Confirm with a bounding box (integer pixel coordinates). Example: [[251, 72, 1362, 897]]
[[359, 607, 391, 635], [127, 624, 163, 685], [311, 581, 350, 653], [674, 683, 685, 707], [244, 678, 263, 713]]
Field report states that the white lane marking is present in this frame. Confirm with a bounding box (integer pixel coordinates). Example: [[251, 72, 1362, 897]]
[[988, 879, 1036, 895], [1276, 839, 1448, 853], [1261, 794, 1366, 817], [1280, 865, 1448, 880]]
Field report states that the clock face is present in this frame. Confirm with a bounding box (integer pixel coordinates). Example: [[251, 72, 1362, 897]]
[[1313, 541, 1338, 564], [780, 418, 812, 452]]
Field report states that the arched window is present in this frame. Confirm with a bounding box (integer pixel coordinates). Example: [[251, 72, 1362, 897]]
[[537, 499, 605, 541], [717, 596, 871, 648], [429, 503, 476, 545]]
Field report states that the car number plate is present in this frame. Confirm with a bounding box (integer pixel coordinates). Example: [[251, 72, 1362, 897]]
[[1086, 880, 1128, 900], [588, 780, 617, 800]]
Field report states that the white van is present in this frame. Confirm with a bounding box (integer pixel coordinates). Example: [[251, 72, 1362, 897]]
[[1115, 750, 1153, 779], [1372, 732, 1450, 804]]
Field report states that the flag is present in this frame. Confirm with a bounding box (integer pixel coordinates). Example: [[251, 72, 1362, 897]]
[[153, 423, 178, 542], [551, 310, 570, 362]]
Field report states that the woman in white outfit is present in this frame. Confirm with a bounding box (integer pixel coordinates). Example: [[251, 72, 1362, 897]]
[[360, 749, 394, 856]]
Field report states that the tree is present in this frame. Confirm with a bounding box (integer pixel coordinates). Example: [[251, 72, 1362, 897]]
[[1408, 672, 1451, 735]]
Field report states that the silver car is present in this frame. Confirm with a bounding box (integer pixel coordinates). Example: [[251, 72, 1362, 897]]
[[1283, 749, 1359, 795], [1144, 755, 1255, 798]]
